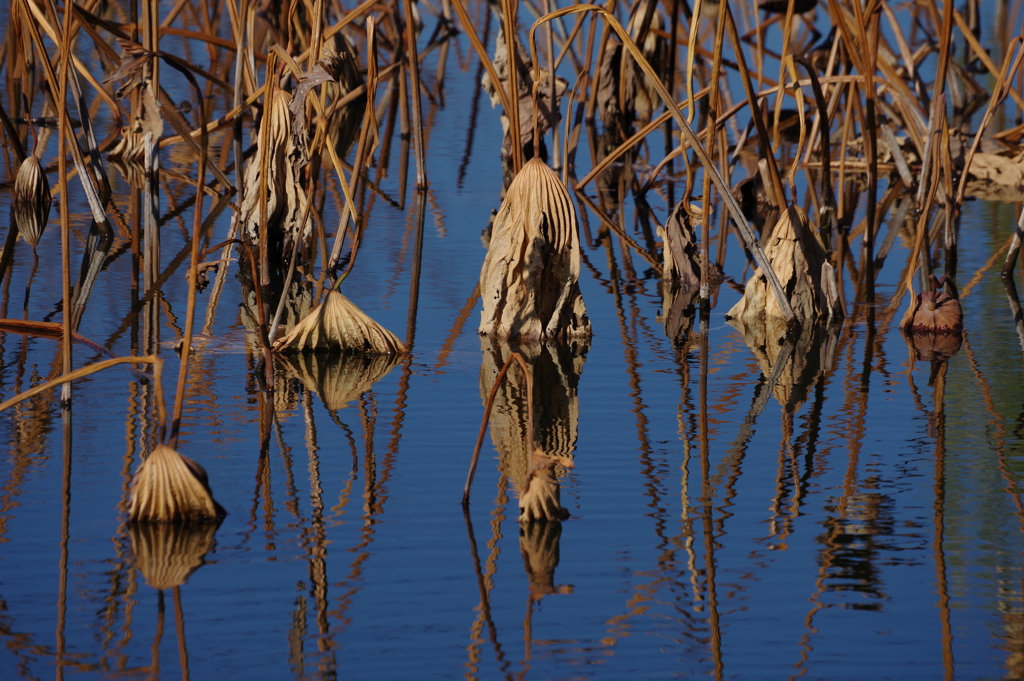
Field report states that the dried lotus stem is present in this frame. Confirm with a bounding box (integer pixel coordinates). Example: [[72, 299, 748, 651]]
[[12, 156, 51, 248]]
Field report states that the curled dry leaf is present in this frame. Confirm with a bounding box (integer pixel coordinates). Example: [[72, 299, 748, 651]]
[[240, 90, 312, 252], [129, 520, 217, 590], [518, 448, 571, 522], [13, 156, 51, 248], [727, 205, 841, 323], [273, 289, 407, 354], [479, 158, 591, 341], [659, 201, 702, 287], [128, 445, 223, 522], [282, 350, 402, 411], [597, 0, 667, 135]]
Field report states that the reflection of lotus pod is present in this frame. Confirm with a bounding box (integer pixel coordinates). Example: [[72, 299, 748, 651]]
[[109, 154, 147, 189], [518, 449, 570, 522], [727, 205, 841, 323], [519, 516, 573, 600], [901, 277, 963, 333], [129, 520, 217, 590], [480, 339, 584, 494], [479, 159, 591, 341], [13, 156, 51, 247], [903, 329, 963, 363], [273, 290, 407, 354], [283, 351, 401, 411], [128, 445, 223, 522], [659, 282, 699, 347], [728, 316, 839, 412]]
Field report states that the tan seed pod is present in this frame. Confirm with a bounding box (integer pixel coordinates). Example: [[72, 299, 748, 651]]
[[272, 289, 407, 355], [479, 158, 591, 341], [13, 156, 51, 248], [128, 445, 223, 522]]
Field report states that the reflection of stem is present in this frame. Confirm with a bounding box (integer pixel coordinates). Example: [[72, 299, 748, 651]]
[[302, 391, 334, 663], [56, 411, 71, 681], [435, 283, 480, 371], [151, 590, 165, 681], [698, 320, 723, 680], [173, 587, 191, 681], [464, 352, 533, 505], [22, 249, 38, 320], [961, 332, 1024, 674], [929, 362, 954, 680], [462, 505, 512, 679]]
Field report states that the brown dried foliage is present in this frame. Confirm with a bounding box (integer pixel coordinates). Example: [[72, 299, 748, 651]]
[[12, 156, 50, 248], [128, 445, 223, 523], [273, 289, 407, 354], [479, 158, 590, 341], [727, 205, 841, 324]]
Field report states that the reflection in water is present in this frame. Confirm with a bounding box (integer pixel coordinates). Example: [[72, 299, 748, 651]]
[[282, 351, 402, 412], [479, 339, 584, 507], [728, 318, 840, 413], [128, 522, 218, 591]]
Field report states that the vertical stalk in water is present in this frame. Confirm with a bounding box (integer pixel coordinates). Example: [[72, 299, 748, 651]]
[[402, 0, 428, 188]]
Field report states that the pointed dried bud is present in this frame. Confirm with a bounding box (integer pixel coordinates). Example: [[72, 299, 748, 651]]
[[128, 445, 223, 522], [273, 289, 407, 355], [13, 156, 51, 248]]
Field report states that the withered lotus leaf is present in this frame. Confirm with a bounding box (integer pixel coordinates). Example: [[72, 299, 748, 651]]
[[128, 445, 222, 522], [13, 156, 51, 248], [273, 289, 407, 354], [727, 205, 840, 323], [240, 90, 312, 249], [479, 158, 591, 341]]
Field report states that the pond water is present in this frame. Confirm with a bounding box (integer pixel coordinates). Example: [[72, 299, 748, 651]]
[[2, 3, 1024, 680]]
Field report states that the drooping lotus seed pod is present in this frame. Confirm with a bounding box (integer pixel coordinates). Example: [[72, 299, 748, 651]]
[[13, 156, 51, 248]]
